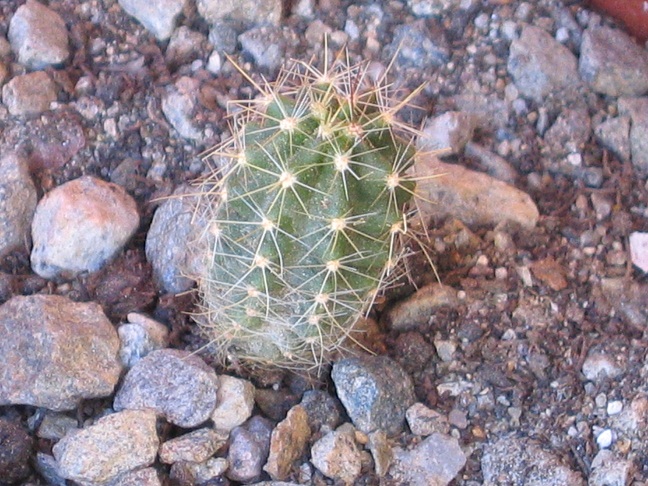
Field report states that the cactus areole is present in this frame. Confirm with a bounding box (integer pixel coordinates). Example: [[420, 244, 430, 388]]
[[195, 53, 420, 372]]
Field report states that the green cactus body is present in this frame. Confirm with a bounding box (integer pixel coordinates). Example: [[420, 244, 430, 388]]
[[196, 57, 418, 371]]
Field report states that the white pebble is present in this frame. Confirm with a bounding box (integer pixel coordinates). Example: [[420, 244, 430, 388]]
[[596, 429, 613, 449], [606, 401, 623, 416]]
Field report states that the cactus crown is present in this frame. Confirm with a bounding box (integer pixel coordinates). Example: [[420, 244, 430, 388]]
[[194, 51, 421, 373]]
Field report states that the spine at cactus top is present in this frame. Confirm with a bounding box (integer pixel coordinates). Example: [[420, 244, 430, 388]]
[[196, 53, 418, 371]]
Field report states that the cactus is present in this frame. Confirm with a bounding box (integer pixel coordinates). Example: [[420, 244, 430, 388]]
[[193, 52, 422, 372]]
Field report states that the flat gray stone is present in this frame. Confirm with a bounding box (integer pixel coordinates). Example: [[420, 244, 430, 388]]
[[0, 152, 36, 258], [118, 0, 186, 41], [114, 348, 219, 427], [53, 409, 159, 484], [0, 294, 122, 411], [8, 0, 69, 69]]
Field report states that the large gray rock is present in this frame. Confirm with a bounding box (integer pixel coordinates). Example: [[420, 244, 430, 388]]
[[0, 294, 122, 411], [579, 26, 648, 97], [53, 409, 159, 484], [331, 355, 415, 436], [0, 153, 37, 258], [508, 25, 580, 102], [30, 175, 139, 280], [118, 0, 186, 41], [8, 0, 69, 69], [114, 349, 219, 427]]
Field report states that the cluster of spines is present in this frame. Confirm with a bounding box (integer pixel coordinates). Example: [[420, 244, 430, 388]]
[[195, 51, 423, 372]]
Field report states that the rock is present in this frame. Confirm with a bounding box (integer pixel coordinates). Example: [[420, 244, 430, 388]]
[[159, 428, 228, 464], [118, 0, 186, 41], [165, 26, 207, 65], [53, 409, 159, 484], [30, 175, 139, 280], [211, 375, 256, 432], [611, 394, 648, 437], [582, 352, 624, 382], [389, 20, 449, 68], [36, 412, 78, 440], [390, 433, 466, 486], [406, 403, 450, 436], [464, 142, 518, 184], [530, 256, 568, 291], [629, 232, 648, 273], [162, 77, 202, 140], [27, 110, 86, 172], [0, 152, 37, 258], [118, 313, 169, 368], [300, 390, 344, 433], [595, 278, 648, 330], [264, 405, 311, 480], [407, 0, 456, 17], [114, 349, 219, 427], [418, 112, 477, 156], [170, 457, 228, 485], [579, 26, 648, 97], [107, 467, 162, 486], [8, 0, 69, 69], [412, 155, 539, 230], [0, 294, 122, 411], [310, 423, 362, 485], [238, 26, 286, 72], [332, 355, 415, 436], [35, 453, 66, 486], [481, 435, 585, 485], [383, 282, 459, 331], [367, 430, 392, 477], [197, 0, 282, 27], [507, 25, 580, 102], [2, 71, 57, 116], [594, 115, 631, 163], [618, 97, 648, 174], [208, 21, 238, 54], [0, 418, 33, 484], [227, 416, 273, 483], [589, 449, 635, 486], [543, 106, 591, 157], [145, 185, 203, 294]]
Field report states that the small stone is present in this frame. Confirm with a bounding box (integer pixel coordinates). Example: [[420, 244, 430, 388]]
[[367, 430, 392, 477], [629, 232, 648, 273], [390, 433, 466, 486], [0, 152, 37, 258], [300, 390, 344, 433], [8, 0, 69, 69], [596, 428, 614, 449], [114, 349, 219, 428], [36, 412, 78, 440], [434, 340, 456, 362], [0, 418, 33, 484], [0, 294, 122, 410], [227, 416, 273, 483], [590, 193, 612, 221], [589, 449, 635, 486], [607, 401, 623, 416], [197, 0, 282, 27], [118, 0, 186, 41], [465, 142, 518, 184], [582, 352, 624, 382], [389, 20, 449, 69], [594, 116, 631, 163], [238, 26, 286, 72], [418, 112, 477, 156], [171, 457, 228, 484], [530, 256, 568, 291], [211, 375, 256, 431], [310, 423, 362, 484], [162, 77, 202, 140], [53, 409, 159, 484], [34, 453, 66, 486], [611, 394, 648, 436], [406, 403, 450, 436], [618, 97, 648, 174], [159, 428, 228, 464], [332, 355, 415, 436], [448, 409, 468, 429], [118, 313, 169, 368], [107, 467, 161, 486], [165, 26, 207, 65], [579, 26, 648, 97], [383, 283, 459, 331], [507, 25, 580, 102], [264, 405, 311, 480], [2, 71, 57, 116], [30, 176, 139, 279], [543, 106, 592, 157]]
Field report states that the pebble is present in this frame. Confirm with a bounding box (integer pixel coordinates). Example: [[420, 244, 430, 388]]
[[611, 394, 648, 436], [159, 428, 228, 464], [197, 0, 282, 27], [481, 435, 585, 485], [226, 416, 273, 483], [594, 115, 631, 163], [390, 20, 449, 68], [332, 355, 415, 436], [0, 152, 37, 258], [108, 467, 162, 486], [53, 409, 159, 484], [35, 452, 66, 486], [595, 428, 613, 449], [629, 232, 648, 273], [589, 449, 635, 486], [161, 77, 202, 140], [238, 26, 286, 72], [507, 24, 580, 102], [390, 433, 466, 486], [579, 26, 648, 97], [413, 155, 539, 230], [165, 26, 207, 65], [299, 389, 344, 433], [367, 430, 392, 477], [618, 97, 648, 174], [117, 313, 170, 368], [8, 0, 69, 69], [264, 405, 311, 480], [310, 423, 362, 485], [434, 339, 456, 362], [118, 0, 186, 41], [582, 352, 624, 382], [170, 457, 228, 485], [0, 294, 122, 411], [543, 106, 591, 156], [418, 111, 477, 156], [211, 374, 256, 432], [0, 418, 33, 485], [36, 412, 78, 440], [2, 71, 57, 116], [30, 175, 139, 280], [464, 141, 518, 184], [406, 403, 450, 436], [448, 408, 468, 429], [607, 400, 623, 416], [114, 349, 219, 427], [383, 282, 459, 331]]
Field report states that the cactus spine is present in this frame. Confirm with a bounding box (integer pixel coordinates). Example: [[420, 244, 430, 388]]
[[195, 52, 420, 372]]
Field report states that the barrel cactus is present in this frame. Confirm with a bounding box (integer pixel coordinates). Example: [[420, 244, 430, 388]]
[[193, 53, 422, 373]]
